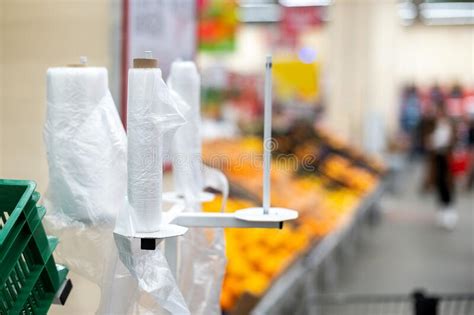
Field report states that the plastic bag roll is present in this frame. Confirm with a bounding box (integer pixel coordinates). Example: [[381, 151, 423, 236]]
[[110, 63, 190, 315], [168, 61, 203, 209], [127, 67, 187, 232], [43, 67, 127, 283], [44, 67, 127, 222]]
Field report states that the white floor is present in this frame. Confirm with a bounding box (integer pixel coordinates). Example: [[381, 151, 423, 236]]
[[331, 162, 474, 295]]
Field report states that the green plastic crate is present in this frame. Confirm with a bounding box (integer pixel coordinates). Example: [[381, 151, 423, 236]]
[[0, 179, 69, 315]]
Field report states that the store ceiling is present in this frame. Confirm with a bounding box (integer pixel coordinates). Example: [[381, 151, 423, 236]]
[[238, 0, 331, 23], [399, 0, 474, 25], [238, 0, 473, 25]]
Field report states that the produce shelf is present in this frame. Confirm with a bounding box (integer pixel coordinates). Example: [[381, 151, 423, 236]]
[[202, 130, 386, 314]]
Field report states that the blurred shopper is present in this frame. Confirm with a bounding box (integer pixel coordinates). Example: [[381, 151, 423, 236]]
[[450, 84, 463, 98], [427, 103, 458, 229], [419, 104, 436, 192], [400, 85, 421, 157], [466, 113, 474, 190], [429, 84, 445, 106]]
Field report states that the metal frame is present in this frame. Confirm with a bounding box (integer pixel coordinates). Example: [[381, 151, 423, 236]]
[[161, 204, 297, 278], [114, 56, 300, 282], [171, 212, 282, 229]]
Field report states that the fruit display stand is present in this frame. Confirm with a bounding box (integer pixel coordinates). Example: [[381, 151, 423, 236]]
[[201, 127, 386, 315]]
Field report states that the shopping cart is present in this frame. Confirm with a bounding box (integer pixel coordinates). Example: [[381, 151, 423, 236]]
[[314, 291, 474, 315]]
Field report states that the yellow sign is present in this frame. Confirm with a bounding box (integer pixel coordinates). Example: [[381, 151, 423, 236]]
[[272, 59, 320, 103]]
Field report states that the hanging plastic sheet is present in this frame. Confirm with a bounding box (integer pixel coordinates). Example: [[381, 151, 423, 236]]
[[43, 67, 126, 284], [167, 61, 227, 315]]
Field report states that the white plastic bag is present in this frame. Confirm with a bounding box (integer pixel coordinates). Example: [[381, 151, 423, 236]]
[[43, 67, 126, 283], [167, 61, 227, 315]]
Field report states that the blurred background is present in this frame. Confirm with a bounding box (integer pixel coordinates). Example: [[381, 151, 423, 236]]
[[1, 0, 473, 314]]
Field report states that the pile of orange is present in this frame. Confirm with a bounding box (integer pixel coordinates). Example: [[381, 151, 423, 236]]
[[202, 137, 381, 311], [321, 155, 377, 194]]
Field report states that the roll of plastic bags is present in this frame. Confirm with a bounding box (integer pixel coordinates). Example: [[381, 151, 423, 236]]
[[167, 61, 227, 315], [43, 67, 127, 283], [127, 66, 188, 233], [168, 61, 203, 210], [104, 63, 189, 315]]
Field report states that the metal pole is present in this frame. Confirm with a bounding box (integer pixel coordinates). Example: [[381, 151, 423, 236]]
[[263, 55, 272, 215]]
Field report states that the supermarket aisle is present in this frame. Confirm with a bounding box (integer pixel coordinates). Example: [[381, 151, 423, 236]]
[[332, 162, 474, 294]]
